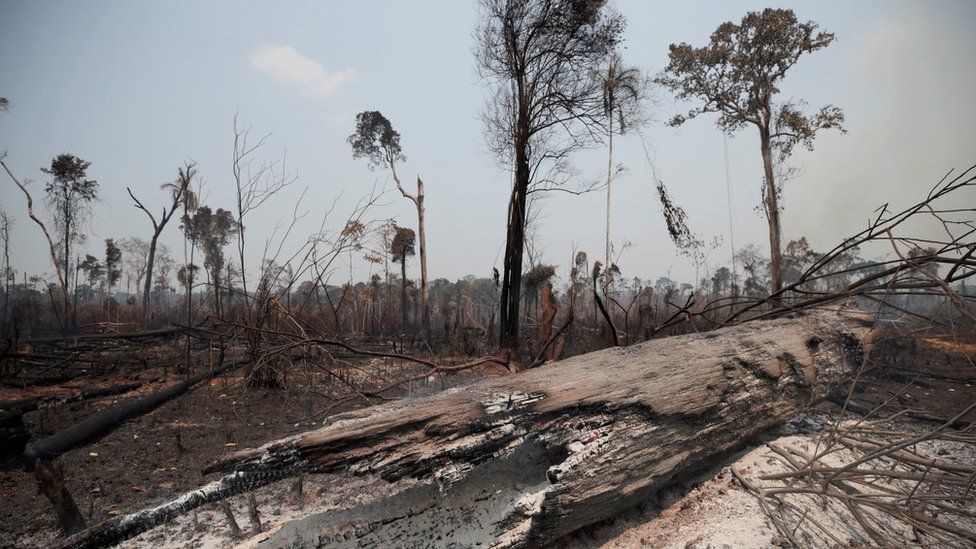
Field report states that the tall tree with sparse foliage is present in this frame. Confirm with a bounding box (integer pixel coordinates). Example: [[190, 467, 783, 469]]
[[599, 52, 645, 276], [657, 8, 845, 295], [475, 0, 623, 355], [349, 111, 432, 337], [41, 153, 98, 325]]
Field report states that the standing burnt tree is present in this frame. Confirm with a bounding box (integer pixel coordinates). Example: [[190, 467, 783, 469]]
[[126, 161, 194, 324], [657, 8, 845, 295], [348, 111, 431, 337], [475, 0, 623, 356]]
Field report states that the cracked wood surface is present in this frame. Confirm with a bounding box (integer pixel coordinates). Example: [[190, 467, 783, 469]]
[[205, 310, 871, 547]]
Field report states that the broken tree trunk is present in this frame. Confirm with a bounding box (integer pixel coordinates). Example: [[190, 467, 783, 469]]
[[62, 311, 872, 548], [34, 459, 87, 536]]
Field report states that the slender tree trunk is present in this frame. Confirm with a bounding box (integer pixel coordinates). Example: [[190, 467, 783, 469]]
[[27, 273, 34, 336], [142, 232, 160, 326], [389, 166, 431, 340], [500, 134, 530, 356], [72, 258, 79, 329], [183, 210, 192, 378], [605, 118, 613, 276], [184, 239, 195, 378], [3, 226, 10, 337], [400, 259, 408, 332], [1, 159, 70, 322], [416, 177, 430, 339], [213, 270, 222, 318], [760, 126, 784, 295], [62, 201, 69, 280], [63, 202, 71, 326]]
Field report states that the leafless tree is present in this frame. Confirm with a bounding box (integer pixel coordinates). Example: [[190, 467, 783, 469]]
[[119, 237, 151, 297], [232, 115, 296, 319], [127, 161, 194, 325]]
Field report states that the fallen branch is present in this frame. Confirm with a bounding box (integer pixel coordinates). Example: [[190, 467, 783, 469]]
[[56, 470, 290, 549]]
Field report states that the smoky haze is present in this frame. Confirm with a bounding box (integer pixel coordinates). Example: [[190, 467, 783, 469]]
[[0, 0, 973, 287]]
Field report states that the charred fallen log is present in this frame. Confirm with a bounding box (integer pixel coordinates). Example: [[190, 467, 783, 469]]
[[21, 361, 242, 468], [24, 327, 185, 346], [61, 310, 871, 548], [0, 383, 142, 462], [0, 382, 142, 416], [215, 311, 872, 547], [56, 470, 288, 549]]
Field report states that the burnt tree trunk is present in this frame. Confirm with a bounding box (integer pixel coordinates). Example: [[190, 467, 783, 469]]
[[211, 311, 871, 547], [35, 459, 87, 536], [760, 123, 783, 295], [499, 116, 531, 355], [61, 311, 871, 548], [22, 361, 242, 467]]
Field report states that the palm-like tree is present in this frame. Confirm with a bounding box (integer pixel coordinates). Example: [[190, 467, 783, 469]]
[[600, 53, 643, 282], [161, 165, 198, 270], [161, 164, 198, 373], [161, 164, 199, 290]]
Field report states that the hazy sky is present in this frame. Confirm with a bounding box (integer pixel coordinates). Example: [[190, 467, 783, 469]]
[[1, 0, 974, 286]]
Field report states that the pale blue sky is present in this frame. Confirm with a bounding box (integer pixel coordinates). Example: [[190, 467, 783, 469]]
[[1, 0, 974, 286]]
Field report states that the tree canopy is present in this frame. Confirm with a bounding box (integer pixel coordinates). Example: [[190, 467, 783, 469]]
[[390, 226, 416, 264], [348, 111, 405, 170], [657, 8, 844, 155]]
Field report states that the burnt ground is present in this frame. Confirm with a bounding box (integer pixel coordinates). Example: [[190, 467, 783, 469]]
[[834, 333, 976, 425], [1, 331, 974, 548], [0, 353, 492, 548]]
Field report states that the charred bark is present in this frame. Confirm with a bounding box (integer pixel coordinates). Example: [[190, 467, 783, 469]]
[[35, 459, 87, 536], [206, 311, 871, 547], [1, 383, 141, 462]]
